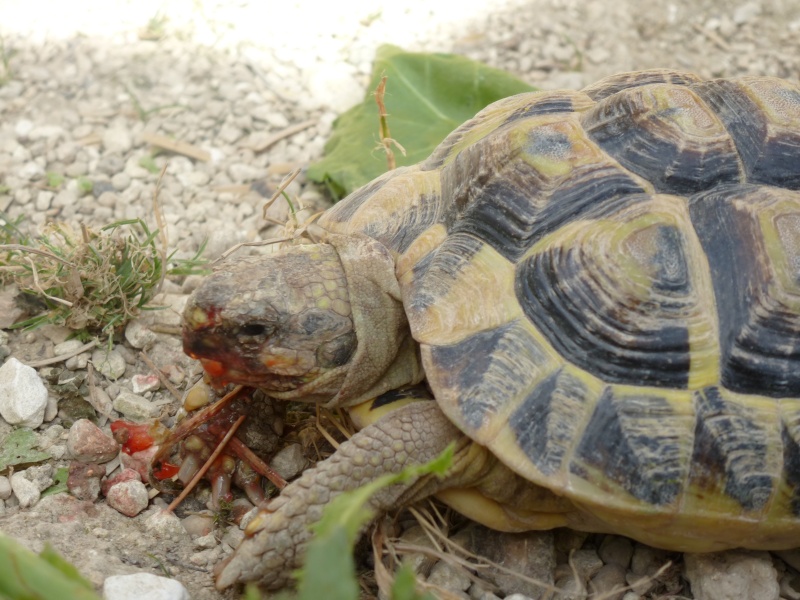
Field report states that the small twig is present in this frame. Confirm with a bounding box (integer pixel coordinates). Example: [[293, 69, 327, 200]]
[[140, 131, 211, 162], [166, 414, 246, 512], [691, 22, 731, 51], [23, 339, 99, 368], [86, 361, 112, 419], [0, 244, 75, 266], [211, 236, 293, 266], [226, 437, 287, 490], [252, 119, 316, 153], [319, 407, 353, 441], [152, 163, 169, 296], [26, 256, 72, 307], [315, 405, 341, 451], [374, 75, 406, 171], [140, 349, 182, 401], [148, 324, 182, 335], [262, 167, 301, 222]]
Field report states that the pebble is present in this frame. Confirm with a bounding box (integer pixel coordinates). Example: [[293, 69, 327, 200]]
[[112, 390, 160, 421], [684, 550, 780, 600], [35, 190, 53, 210], [100, 468, 141, 497], [427, 561, 472, 594], [194, 532, 218, 549], [67, 419, 119, 462], [181, 513, 215, 538], [103, 572, 189, 600], [569, 548, 604, 579], [270, 443, 307, 480], [221, 526, 245, 550], [461, 527, 555, 599], [130, 373, 160, 394], [588, 563, 627, 600], [106, 479, 149, 517], [598, 535, 634, 569], [144, 509, 187, 539], [0, 476, 11, 500], [0, 357, 49, 428], [22, 464, 54, 492], [124, 319, 157, 349], [54, 339, 87, 357], [44, 396, 59, 422], [120, 446, 158, 481], [102, 128, 133, 154], [67, 461, 104, 501], [91, 348, 127, 380], [10, 472, 40, 508], [781, 572, 800, 600], [111, 172, 131, 191], [733, 1, 761, 24]]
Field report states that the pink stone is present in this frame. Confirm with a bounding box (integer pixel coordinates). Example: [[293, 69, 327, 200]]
[[131, 373, 160, 394], [67, 419, 119, 463], [67, 461, 104, 501], [120, 446, 158, 481], [106, 479, 149, 517], [101, 468, 141, 497]]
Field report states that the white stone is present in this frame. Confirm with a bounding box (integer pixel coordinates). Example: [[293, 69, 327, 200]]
[[0, 357, 48, 428], [91, 348, 127, 380], [685, 551, 779, 600], [14, 119, 33, 138], [54, 339, 88, 356], [103, 573, 189, 600], [733, 1, 761, 25], [124, 319, 157, 349], [10, 472, 40, 508], [111, 172, 131, 191], [29, 124, 65, 141], [144, 509, 185, 538], [102, 127, 133, 154], [194, 532, 218, 549], [35, 190, 53, 210], [19, 161, 44, 181], [0, 475, 11, 500], [112, 390, 159, 421]]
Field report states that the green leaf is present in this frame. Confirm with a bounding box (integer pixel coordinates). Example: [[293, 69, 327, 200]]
[[0, 429, 51, 472], [307, 45, 535, 197], [0, 534, 100, 600], [295, 444, 454, 600], [41, 467, 68, 498], [296, 527, 360, 600], [390, 564, 435, 600]]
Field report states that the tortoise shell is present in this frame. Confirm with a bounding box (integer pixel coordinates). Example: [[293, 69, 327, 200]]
[[316, 69, 800, 550]]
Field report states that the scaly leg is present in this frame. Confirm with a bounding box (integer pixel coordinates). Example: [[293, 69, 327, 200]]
[[215, 399, 467, 590]]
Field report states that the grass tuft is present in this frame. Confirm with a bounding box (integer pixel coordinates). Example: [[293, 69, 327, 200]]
[[0, 214, 207, 338]]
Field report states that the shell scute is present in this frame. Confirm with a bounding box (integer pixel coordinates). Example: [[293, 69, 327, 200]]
[[689, 184, 800, 396], [582, 83, 744, 193], [329, 71, 800, 542]]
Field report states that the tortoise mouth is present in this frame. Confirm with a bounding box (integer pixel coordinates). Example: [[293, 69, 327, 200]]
[[195, 357, 307, 391], [183, 330, 308, 392]]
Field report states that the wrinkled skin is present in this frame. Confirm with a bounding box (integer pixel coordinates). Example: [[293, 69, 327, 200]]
[[180, 237, 561, 590]]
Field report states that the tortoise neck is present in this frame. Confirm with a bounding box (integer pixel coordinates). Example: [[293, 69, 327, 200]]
[[320, 230, 424, 408]]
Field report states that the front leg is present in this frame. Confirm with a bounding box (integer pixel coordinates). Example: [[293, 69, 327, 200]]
[[215, 399, 466, 590]]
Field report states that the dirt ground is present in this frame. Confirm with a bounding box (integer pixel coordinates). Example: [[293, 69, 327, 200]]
[[1, 0, 799, 598]]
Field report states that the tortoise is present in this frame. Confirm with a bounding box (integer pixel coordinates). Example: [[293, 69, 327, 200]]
[[181, 68, 800, 590]]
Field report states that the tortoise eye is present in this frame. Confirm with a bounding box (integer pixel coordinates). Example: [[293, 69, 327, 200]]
[[239, 323, 272, 337]]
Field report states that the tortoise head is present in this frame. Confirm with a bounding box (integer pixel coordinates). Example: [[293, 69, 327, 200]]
[[183, 236, 423, 406], [183, 243, 358, 398]]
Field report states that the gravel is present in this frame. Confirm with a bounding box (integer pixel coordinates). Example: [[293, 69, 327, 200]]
[[1, 0, 800, 598]]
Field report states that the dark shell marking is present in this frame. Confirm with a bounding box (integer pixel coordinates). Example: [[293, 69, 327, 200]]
[[318, 69, 800, 534]]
